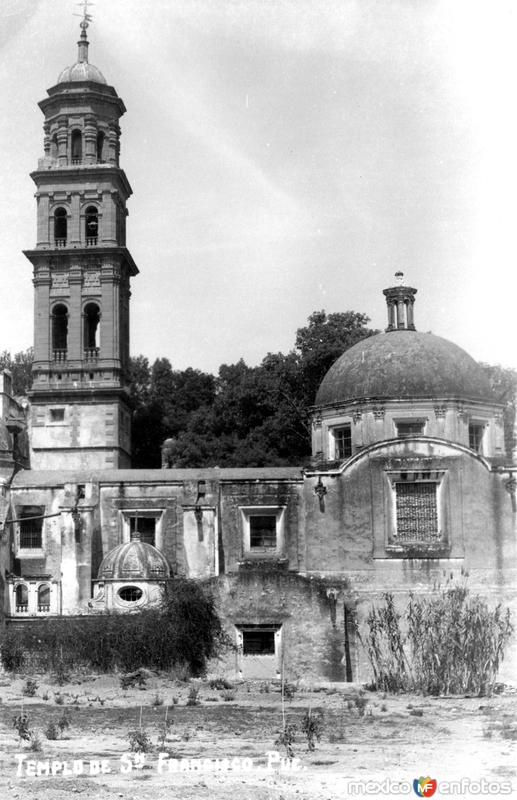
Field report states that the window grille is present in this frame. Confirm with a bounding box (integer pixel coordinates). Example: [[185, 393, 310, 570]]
[[395, 482, 440, 542], [19, 506, 44, 549]]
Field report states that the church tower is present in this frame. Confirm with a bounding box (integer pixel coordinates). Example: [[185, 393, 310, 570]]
[[24, 16, 137, 470]]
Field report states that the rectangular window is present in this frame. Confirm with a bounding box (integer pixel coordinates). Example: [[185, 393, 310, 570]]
[[334, 425, 352, 459], [19, 506, 44, 549], [242, 628, 276, 655], [469, 423, 484, 453], [129, 516, 156, 546], [249, 515, 277, 550], [240, 506, 285, 557], [395, 420, 425, 438], [49, 408, 65, 422], [395, 482, 438, 542]]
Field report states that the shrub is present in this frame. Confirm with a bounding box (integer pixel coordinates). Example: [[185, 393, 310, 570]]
[[45, 722, 60, 740], [1, 581, 226, 676], [301, 709, 324, 751], [283, 682, 297, 701], [152, 693, 164, 707], [221, 689, 235, 702], [128, 729, 152, 753], [22, 678, 38, 697], [55, 693, 64, 705], [209, 677, 233, 690], [51, 661, 70, 686], [13, 712, 31, 741], [354, 694, 368, 717], [58, 710, 71, 733], [275, 721, 297, 759], [362, 582, 513, 696], [28, 732, 42, 752], [186, 687, 200, 706]]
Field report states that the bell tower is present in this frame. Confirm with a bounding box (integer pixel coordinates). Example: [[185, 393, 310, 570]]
[[24, 15, 137, 470]]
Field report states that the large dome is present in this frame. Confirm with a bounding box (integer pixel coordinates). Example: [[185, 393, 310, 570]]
[[315, 330, 495, 407], [57, 62, 106, 84], [97, 535, 171, 581]]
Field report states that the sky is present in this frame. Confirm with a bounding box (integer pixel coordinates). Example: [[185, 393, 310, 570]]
[[0, 0, 516, 374]]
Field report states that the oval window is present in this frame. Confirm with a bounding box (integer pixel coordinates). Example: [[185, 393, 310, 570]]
[[118, 586, 143, 603]]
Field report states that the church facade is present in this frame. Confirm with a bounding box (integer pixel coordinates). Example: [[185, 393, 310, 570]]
[[1, 22, 516, 683]]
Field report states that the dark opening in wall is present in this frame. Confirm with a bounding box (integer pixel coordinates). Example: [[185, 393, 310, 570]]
[[129, 516, 156, 546], [97, 131, 105, 162], [52, 304, 68, 357], [84, 302, 100, 352], [242, 628, 275, 655], [85, 206, 98, 244], [71, 129, 82, 163], [54, 207, 67, 245], [249, 515, 277, 550]]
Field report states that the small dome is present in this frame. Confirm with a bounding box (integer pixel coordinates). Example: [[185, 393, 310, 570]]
[[316, 330, 494, 407], [57, 62, 106, 84], [97, 535, 171, 581]]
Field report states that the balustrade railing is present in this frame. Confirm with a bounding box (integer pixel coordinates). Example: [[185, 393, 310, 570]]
[[84, 348, 100, 361]]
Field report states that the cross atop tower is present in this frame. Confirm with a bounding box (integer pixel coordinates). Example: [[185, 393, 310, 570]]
[[75, 0, 95, 28]]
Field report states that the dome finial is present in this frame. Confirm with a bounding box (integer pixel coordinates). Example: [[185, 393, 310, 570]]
[[383, 273, 417, 331], [74, 0, 95, 63]]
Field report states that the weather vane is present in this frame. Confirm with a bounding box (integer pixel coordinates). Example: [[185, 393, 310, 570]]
[[74, 0, 95, 30]]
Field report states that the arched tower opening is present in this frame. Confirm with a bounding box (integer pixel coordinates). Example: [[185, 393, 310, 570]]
[[84, 302, 100, 357], [52, 304, 68, 360], [85, 205, 98, 245], [54, 207, 67, 246], [71, 129, 82, 163]]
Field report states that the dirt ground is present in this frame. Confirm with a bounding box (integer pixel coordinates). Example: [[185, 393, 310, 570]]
[[0, 672, 515, 800]]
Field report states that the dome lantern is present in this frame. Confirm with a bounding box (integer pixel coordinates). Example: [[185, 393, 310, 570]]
[[56, 10, 107, 85], [383, 272, 417, 331]]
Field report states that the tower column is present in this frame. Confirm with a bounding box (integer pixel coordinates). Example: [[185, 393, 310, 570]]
[[33, 268, 51, 364], [57, 118, 68, 167], [36, 195, 50, 247], [68, 267, 83, 362], [70, 194, 81, 246], [84, 115, 97, 165]]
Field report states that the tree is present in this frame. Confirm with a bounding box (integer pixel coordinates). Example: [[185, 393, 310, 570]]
[[480, 363, 517, 459], [295, 310, 378, 404], [0, 348, 34, 395]]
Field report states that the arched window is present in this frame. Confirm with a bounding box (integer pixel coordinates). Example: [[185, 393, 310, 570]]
[[97, 131, 105, 162], [52, 304, 68, 360], [38, 584, 51, 613], [51, 134, 58, 160], [15, 584, 28, 613], [54, 207, 67, 246], [84, 303, 100, 357], [85, 206, 98, 245], [71, 129, 82, 163]]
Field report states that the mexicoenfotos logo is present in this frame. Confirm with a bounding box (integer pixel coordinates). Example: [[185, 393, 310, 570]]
[[413, 776, 437, 797]]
